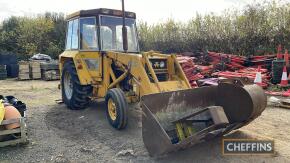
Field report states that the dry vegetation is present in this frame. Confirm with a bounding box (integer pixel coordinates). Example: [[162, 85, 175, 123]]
[[138, 1, 290, 55]]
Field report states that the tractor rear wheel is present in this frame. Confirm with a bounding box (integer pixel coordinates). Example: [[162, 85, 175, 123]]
[[61, 61, 92, 110], [105, 88, 128, 130]]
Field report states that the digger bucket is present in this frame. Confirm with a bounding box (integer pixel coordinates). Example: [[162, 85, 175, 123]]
[[140, 83, 266, 157]]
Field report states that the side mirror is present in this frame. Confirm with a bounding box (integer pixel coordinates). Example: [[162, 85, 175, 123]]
[[122, 26, 128, 52]]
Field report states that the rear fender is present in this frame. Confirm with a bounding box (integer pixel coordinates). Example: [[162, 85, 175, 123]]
[[59, 51, 102, 85]]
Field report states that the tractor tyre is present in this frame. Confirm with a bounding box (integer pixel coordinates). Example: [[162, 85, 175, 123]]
[[105, 88, 128, 130], [61, 61, 92, 110]]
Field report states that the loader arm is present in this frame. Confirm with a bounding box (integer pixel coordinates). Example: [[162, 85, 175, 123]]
[[105, 51, 191, 96]]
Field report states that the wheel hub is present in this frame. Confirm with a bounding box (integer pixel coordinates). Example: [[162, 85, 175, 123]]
[[108, 98, 117, 121], [63, 72, 73, 100]]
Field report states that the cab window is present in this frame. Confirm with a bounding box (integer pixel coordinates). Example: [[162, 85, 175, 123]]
[[71, 19, 79, 49], [100, 26, 113, 50], [116, 26, 137, 52], [80, 17, 98, 50], [66, 19, 79, 50], [66, 21, 73, 49], [100, 15, 139, 52]]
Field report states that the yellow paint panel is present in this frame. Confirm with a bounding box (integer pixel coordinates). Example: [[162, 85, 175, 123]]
[[0, 100, 5, 124], [59, 51, 102, 85], [158, 81, 189, 92]]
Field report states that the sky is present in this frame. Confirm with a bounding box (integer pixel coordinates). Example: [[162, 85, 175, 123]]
[[0, 0, 288, 24]]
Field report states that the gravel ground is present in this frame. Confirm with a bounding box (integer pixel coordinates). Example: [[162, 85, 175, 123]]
[[0, 79, 289, 163]]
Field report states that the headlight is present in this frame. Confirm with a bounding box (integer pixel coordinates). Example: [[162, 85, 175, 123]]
[[160, 61, 165, 68]]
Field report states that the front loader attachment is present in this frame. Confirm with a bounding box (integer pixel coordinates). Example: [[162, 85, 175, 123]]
[[140, 82, 266, 157]]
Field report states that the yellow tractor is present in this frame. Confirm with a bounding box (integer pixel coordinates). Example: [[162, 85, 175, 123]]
[[59, 8, 191, 128], [59, 3, 267, 156]]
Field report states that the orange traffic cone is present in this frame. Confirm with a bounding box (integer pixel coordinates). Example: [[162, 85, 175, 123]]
[[280, 66, 288, 87], [254, 66, 262, 85]]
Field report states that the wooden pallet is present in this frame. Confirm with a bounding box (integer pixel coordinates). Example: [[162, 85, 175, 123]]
[[30, 61, 41, 79], [18, 61, 30, 80], [0, 117, 28, 147], [43, 70, 60, 80]]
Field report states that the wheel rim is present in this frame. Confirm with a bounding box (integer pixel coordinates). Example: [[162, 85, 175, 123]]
[[108, 98, 117, 121], [63, 72, 73, 100]]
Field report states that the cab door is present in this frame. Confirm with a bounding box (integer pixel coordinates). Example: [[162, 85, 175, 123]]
[[78, 17, 102, 83]]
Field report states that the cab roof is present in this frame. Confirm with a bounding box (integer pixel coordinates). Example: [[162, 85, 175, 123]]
[[66, 8, 136, 20]]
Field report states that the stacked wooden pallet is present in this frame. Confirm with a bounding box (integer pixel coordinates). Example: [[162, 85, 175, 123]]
[[18, 60, 59, 81], [29, 61, 41, 79], [18, 62, 30, 80], [41, 61, 60, 80], [44, 70, 60, 80], [0, 65, 7, 80]]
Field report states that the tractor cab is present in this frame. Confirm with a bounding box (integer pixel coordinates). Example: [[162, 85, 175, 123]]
[[65, 8, 139, 53]]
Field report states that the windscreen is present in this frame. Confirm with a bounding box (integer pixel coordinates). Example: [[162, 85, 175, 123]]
[[100, 15, 139, 52]]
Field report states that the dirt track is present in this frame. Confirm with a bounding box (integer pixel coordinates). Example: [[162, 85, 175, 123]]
[[0, 79, 289, 163]]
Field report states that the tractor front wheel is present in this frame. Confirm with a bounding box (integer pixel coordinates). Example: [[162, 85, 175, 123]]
[[61, 61, 92, 110], [105, 88, 128, 130]]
